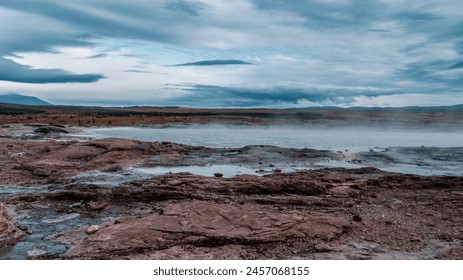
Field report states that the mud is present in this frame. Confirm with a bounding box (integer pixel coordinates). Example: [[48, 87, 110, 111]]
[[0, 125, 462, 259]]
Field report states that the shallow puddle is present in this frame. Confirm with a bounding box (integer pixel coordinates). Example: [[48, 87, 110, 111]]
[[0, 208, 98, 259], [133, 164, 272, 178]]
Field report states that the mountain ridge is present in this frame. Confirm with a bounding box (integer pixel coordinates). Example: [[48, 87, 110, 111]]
[[0, 93, 51, 106]]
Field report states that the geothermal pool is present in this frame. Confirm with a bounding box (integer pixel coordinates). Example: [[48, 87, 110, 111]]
[[75, 125, 463, 176], [82, 125, 463, 151]]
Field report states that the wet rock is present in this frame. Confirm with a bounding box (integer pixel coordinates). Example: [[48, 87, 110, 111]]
[[69, 202, 83, 209], [162, 141, 173, 148], [0, 203, 24, 246], [17, 225, 28, 231], [27, 248, 47, 257], [85, 225, 100, 235], [42, 213, 80, 224], [214, 172, 223, 178], [34, 126, 69, 134]]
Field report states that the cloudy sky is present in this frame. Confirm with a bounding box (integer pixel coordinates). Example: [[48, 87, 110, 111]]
[[1, 0, 463, 107]]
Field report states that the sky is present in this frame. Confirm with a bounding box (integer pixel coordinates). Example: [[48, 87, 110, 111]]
[[1, 0, 463, 107]]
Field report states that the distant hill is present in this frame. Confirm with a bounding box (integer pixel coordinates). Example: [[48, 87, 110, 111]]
[[0, 93, 51, 106], [292, 104, 463, 112]]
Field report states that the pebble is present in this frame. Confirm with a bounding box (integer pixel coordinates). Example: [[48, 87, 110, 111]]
[[42, 213, 80, 224], [27, 248, 47, 257], [352, 215, 363, 222], [88, 201, 108, 211], [85, 225, 100, 235], [214, 172, 223, 178]]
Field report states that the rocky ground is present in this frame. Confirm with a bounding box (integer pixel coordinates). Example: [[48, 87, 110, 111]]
[[0, 124, 462, 259]]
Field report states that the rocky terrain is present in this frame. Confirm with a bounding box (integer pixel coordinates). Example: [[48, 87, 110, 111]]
[[0, 124, 462, 259]]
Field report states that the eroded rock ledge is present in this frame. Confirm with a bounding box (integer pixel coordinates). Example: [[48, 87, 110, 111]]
[[0, 203, 23, 246]]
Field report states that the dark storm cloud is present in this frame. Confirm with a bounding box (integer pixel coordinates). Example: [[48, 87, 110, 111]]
[[165, 84, 399, 107], [123, 69, 152, 73], [171, 59, 252, 67], [0, 0, 182, 45], [0, 4, 104, 84], [251, 0, 387, 29], [0, 57, 104, 84], [449, 62, 463, 69], [87, 53, 108, 59], [164, 1, 204, 16], [399, 59, 463, 87], [1, 0, 463, 105]]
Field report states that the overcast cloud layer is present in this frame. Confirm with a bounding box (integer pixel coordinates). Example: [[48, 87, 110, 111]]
[[1, 0, 462, 107]]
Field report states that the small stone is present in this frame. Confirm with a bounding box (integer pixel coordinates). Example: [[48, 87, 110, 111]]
[[214, 172, 223, 178], [167, 179, 182, 186], [69, 202, 82, 209], [352, 215, 363, 222], [269, 164, 275, 167], [17, 225, 28, 231], [88, 201, 108, 211], [27, 248, 47, 257], [161, 141, 173, 147], [85, 225, 100, 235], [32, 169, 52, 177]]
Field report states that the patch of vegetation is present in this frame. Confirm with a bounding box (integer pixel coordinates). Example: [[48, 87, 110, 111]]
[[81, 109, 326, 120], [0, 105, 46, 115]]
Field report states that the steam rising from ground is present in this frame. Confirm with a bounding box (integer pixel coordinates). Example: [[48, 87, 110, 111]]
[[84, 124, 463, 150]]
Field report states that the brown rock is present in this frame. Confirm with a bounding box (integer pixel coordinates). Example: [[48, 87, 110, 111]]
[[85, 225, 100, 235], [0, 203, 23, 246], [88, 201, 108, 211], [32, 169, 52, 177], [214, 172, 224, 178], [65, 201, 349, 258]]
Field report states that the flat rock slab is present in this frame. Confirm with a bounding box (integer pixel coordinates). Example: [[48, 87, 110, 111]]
[[65, 201, 348, 259]]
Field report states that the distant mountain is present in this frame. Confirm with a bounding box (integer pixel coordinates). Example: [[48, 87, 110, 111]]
[[0, 93, 51, 106]]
